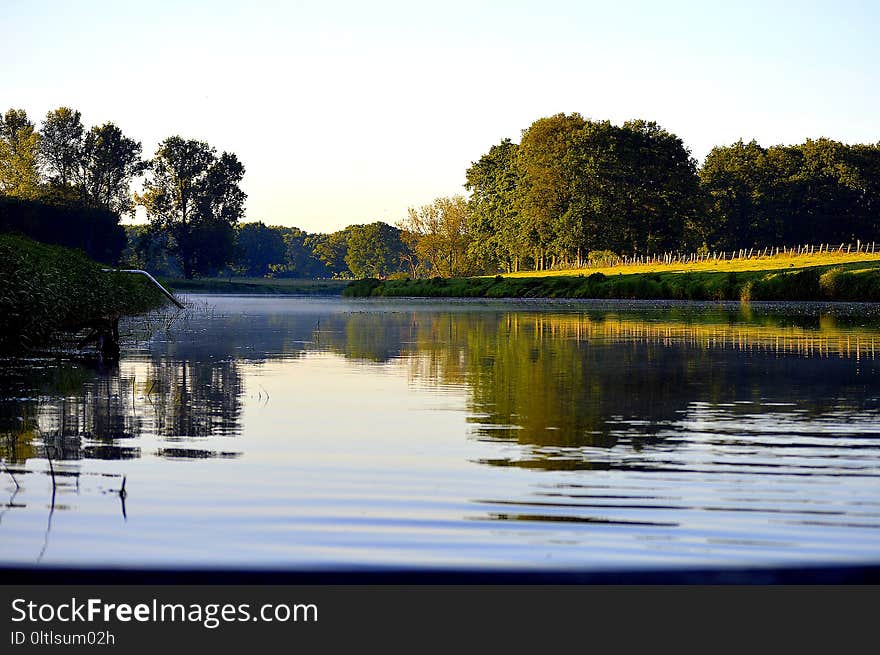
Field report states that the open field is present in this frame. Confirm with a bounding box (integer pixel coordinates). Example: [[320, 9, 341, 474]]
[[162, 276, 350, 295]]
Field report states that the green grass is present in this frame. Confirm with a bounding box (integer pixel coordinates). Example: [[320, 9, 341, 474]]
[[344, 259, 880, 302], [162, 276, 349, 295], [0, 234, 169, 351]]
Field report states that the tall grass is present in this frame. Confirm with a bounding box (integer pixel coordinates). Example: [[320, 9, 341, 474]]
[[0, 234, 169, 351]]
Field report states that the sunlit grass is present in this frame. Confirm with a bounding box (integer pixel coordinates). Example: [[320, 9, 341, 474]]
[[503, 250, 880, 278]]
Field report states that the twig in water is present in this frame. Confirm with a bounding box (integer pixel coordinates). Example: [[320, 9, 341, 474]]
[[2, 462, 20, 489], [37, 435, 59, 563]]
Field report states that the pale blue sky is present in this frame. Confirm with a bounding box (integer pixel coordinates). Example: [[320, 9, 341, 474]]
[[2, 0, 878, 231]]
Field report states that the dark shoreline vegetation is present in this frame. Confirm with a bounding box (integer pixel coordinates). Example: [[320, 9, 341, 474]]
[[344, 260, 880, 302], [0, 235, 169, 352]]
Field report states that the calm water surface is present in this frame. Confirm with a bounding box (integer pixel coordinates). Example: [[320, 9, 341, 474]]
[[2, 295, 879, 571]]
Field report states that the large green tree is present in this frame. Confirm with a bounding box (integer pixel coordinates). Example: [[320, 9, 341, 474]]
[[469, 114, 701, 270], [515, 113, 587, 270], [600, 119, 701, 255], [283, 228, 330, 278], [138, 136, 246, 278], [465, 138, 523, 272]]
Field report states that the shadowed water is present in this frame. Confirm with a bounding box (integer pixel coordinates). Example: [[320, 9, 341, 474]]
[[1, 296, 879, 571]]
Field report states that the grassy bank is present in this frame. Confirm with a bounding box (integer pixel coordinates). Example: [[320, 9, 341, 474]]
[[344, 259, 880, 302], [163, 276, 349, 295], [0, 234, 169, 351]]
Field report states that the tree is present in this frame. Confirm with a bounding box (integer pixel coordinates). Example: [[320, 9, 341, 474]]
[[138, 136, 246, 278], [399, 196, 472, 277], [465, 138, 523, 272], [699, 140, 774, 249], [516, 113, 587, 270], [604, 119, 701, 254], [40, 107, 84, 187], [0, 109, 41, 198], [344, 222, 406, 278], [80, 122, 146, 215], [121, 225, 181, 276], [39, 110, 145, 216]]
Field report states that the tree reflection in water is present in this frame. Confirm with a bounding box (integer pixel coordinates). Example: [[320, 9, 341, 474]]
[[318, 307, 880, 469]]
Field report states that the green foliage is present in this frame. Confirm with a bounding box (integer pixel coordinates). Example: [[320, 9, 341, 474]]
[[0, 234, 167, 351], [700, 138, 880, 249], [1, 105, 143, 262], [309, 230, 350, 277], [465, 138, 521, 272], [464, 114, 701, 273], [344, 222, 406, 278], [0, 109, 41, 198]]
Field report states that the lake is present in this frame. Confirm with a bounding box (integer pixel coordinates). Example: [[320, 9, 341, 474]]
[[2, 295, 879, 575]]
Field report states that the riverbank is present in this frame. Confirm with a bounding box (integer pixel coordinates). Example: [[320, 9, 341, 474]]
[[344, 259, 880, 302], [0, 234, 169, 352], [163, 276, 349, 295]]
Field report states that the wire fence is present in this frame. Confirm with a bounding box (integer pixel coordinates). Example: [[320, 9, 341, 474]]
[[581, 240, 879, 270]]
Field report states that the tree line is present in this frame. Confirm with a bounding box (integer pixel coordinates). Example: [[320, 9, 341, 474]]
[[0, 107, 245, 278], [177, 114, 880, 279], [3, 107, 878, 280], [464, 113, 880, 273]]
